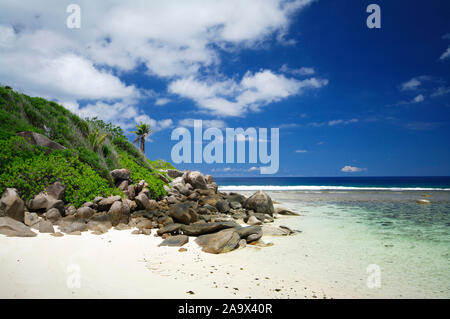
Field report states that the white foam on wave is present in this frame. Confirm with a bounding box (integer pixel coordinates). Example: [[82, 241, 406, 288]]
[[218, 185, 450, 192]]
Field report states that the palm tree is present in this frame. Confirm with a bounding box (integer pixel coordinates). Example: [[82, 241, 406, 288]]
[[88, 129, 111, 152], [131, 122, 152, 154]]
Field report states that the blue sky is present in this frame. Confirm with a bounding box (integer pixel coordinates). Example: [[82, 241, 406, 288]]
[[1, 0, 449, 176]]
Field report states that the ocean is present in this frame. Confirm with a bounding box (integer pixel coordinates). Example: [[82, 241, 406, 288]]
[[216, 176, 450, 298]]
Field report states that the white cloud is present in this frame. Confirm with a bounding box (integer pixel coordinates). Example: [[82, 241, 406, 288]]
[[401, 78, 421, 91], [295, 150, 308, 153], [413, 94, 425, 103], [178, 118, 227, 129], [440, 37, 450, 60], [396, 94, 426, 105], [169, 70, 328, 116], [155, 98, 171, 106], [400, 75, 431, 91], [341, 166, 366, 173], [279, 123, 299, 128], [0, 0, 319, 120], [328, 118, 358, 126], [431, 86, 450, 97], [440, 47, 450, 60], [65, 100, 173, 131], [280, 64, 315, 75]]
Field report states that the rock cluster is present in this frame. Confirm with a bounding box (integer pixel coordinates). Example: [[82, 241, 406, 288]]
[[0, 169, 300, 254]]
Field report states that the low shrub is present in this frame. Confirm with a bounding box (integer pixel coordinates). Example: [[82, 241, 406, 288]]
[[0, 136, 119, 207], [117, 150, 167, 199]]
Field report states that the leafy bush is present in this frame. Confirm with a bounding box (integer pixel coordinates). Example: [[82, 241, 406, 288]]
[[0, 136, 119, 207], [0, 86, 171, 206], [148, 159, 175, 170], [118, 150, 167, 199]]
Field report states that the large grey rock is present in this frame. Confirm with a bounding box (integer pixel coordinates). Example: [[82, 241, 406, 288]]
[[17, 131, 65, 150], [135, 193, 151, 211], [233, 225, 262, 243], [159, 235, 189, 247], [244, 191, 274, 216], [87, 219, 112, 233], [58, 219, 88, 234], [166, 195, 179, 205], [97, 195, 121, 211], [46, 208, 62, 223], [0, 217, 37, 237], [181, 221, 238, 236], [110, 169, 130, 182], [226, 193, 247, 204], [157, 223, 183, 236], [246, 215, 263, 226], [215, 200, 230, 213], [262, 225, 293, 236], [129, 217, 153, 230], [195, 229, 240, 254], [274, 204, 300, 216], [204, 175, 215, 184], [172, 176, 185, 186], [117, 180, 129, 191], [158, 173, 170, 184], [28, 193, 64, 213], [0, 188, 25, 222], [65, 205, 77, 216], [229, 201, 242, 209], [168, 202, 199, 225], [74, 207, 94, 220], [107, 201, 129, 226], [206, 183, 218, 193], [24, 212, 39, 227], [184, 171, 207, 190], [45, 182, 65, 201], [39, 220, 55, 233], [167, 169, 183, 178], [127, 185, 136, 200], [173, 183, 191, 196]]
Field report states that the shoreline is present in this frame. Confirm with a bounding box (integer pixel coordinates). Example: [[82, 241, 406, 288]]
[[0, 204, 332, 299], [2, 188, 448, 299]]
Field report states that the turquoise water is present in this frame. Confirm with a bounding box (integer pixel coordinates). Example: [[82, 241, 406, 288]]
[[238, 190, 450, 298]]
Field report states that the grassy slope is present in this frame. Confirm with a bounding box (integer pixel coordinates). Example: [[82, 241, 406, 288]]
[[0, 86, 173, 207]]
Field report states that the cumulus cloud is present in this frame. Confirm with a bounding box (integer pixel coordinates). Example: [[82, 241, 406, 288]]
[[0, 0, 319, 122], [169, 70, 328, 116], [341, 166, 366, 173], [64, 100, 173, 131]]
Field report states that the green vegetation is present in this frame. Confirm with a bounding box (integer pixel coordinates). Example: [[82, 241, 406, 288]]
[[0, 86, 173, 207], [117, 151, 167, 199]]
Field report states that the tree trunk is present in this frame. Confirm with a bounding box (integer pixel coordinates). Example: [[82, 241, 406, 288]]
[[140, 136, 145, 154]]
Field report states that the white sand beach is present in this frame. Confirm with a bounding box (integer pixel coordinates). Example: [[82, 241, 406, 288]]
[[0, 217, 333, 299], [3, 189, 449, 299]]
